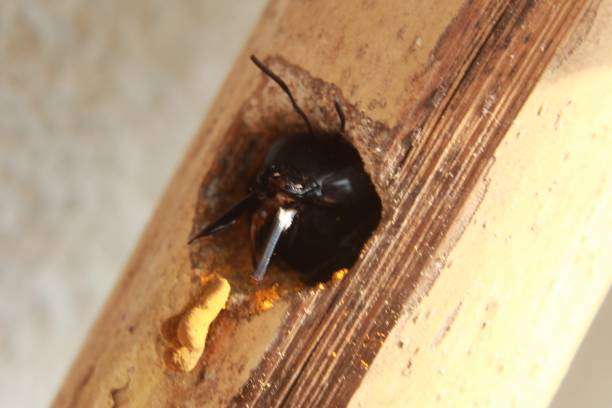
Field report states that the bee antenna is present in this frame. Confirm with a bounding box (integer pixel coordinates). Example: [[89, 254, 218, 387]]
[[250, 54, 314, 135], [252, 207, 297, 281]]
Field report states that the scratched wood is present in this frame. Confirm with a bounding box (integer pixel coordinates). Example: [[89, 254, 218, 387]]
[[53, 0, 606, 407]]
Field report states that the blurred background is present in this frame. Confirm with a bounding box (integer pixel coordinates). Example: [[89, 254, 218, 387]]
[[0, 1, 609, 406]]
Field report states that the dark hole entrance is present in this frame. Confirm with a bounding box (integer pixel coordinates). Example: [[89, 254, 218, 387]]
[[254, 132, 382, 284], [189, 130, 382, 288], [189, 55, 385, 306]]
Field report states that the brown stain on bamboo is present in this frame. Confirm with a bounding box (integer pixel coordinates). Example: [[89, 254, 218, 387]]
[[432, 302, 463, 347]]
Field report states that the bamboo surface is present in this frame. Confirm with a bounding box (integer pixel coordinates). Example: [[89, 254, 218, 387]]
[[53, 0, 610, 407]]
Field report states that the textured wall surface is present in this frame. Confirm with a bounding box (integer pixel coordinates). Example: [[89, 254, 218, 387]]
[[0, 1, 608, 407], [0, 1, 266, 406]]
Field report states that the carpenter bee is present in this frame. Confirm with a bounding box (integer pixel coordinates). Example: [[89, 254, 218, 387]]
[[189, 55, 381, 283]]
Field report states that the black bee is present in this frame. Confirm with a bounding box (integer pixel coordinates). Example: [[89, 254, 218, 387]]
[[189, 55, 381, 283]]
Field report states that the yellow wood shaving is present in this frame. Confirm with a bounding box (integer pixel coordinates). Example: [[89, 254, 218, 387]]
[[332, 268, 348, 282], [252, 284, 280, 312]]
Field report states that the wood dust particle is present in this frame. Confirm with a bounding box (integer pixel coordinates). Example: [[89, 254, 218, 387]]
[[332, 268, 348, 282], [253, 284, 280, 312]]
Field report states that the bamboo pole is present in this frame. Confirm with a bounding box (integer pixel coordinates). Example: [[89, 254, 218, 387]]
[[54, 0, 609, 407]]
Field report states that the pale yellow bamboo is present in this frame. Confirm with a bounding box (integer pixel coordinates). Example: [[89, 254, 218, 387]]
[[352, 3, 612, 406]]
